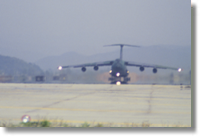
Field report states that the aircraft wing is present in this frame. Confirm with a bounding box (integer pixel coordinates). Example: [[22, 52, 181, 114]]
[[59, 60, 114, 69], [124, 61, 181, 71]]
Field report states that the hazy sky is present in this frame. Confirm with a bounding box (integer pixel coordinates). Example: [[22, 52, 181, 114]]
[[0, 0, 191, 61]]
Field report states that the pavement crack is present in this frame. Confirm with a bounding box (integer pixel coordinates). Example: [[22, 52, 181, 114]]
[[26, 92, 96, 113], [146, 89, 154, 114]]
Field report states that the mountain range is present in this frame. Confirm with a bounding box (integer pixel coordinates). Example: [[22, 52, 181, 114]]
[[0, 45, 191, 84], [35, 45, 191, 74], [0, 55, 43, 76]]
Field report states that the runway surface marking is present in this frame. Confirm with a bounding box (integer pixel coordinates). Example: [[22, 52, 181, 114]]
[[0, 106, 191, 115]]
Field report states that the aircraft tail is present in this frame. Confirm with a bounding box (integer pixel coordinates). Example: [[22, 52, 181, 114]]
[[104, 44, 140, 60]]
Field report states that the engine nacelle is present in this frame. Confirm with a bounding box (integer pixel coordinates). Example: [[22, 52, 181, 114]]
[[140, 67, 145, 72], [94, 66, 99, 71], [81, 67, 86, 72], [153, 68, 157, 73]]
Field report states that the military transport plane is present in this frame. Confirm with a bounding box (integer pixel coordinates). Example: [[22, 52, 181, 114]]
[[58, 44, 182, 84]]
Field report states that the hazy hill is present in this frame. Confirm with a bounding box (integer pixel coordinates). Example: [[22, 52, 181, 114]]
[[0, 55, 43, 76], [0, 46, 46, 63], [35, 45, 191, 73]]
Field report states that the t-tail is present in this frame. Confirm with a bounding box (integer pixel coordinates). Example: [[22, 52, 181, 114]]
[[104, 44, 140, 60]]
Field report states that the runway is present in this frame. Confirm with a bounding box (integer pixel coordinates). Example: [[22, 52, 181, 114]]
[[0, 83, 191, 127]]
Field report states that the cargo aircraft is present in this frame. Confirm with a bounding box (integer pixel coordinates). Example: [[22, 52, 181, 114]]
[[58, 44, 182, 84]]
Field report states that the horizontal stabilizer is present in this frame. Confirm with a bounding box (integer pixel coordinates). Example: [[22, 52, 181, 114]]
[[104, 44, 140, 48], [104, 44, 140, 60]]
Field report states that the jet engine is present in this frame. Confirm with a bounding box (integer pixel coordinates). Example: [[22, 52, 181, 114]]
[[140, 67, 145, 72], [153, 68, 157, 73], [94, 66, 99, 71], [81, 67, 86, 72]]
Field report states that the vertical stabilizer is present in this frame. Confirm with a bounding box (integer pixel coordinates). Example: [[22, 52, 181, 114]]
[[120, 45, 123, 60], [104, 44, 140, 60]]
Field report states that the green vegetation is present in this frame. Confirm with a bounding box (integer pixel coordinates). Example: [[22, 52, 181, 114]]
[[0, 120, 191, 127], [20, 120, 50, 127], [95, 123, 104, 127], [80, 122, 90, 127]]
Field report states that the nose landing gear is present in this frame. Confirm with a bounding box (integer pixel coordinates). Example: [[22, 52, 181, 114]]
[[109, 76, 130, 84]]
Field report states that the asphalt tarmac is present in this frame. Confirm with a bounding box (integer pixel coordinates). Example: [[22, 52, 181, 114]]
[[0, 83, 191, 127]]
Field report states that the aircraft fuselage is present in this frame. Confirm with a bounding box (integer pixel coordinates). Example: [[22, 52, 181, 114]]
[[110, 59, 129, 77]]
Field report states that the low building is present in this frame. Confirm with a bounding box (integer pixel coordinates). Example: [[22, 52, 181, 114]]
[[0, 76, 12, 83], [35, 76, 45, 82]]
